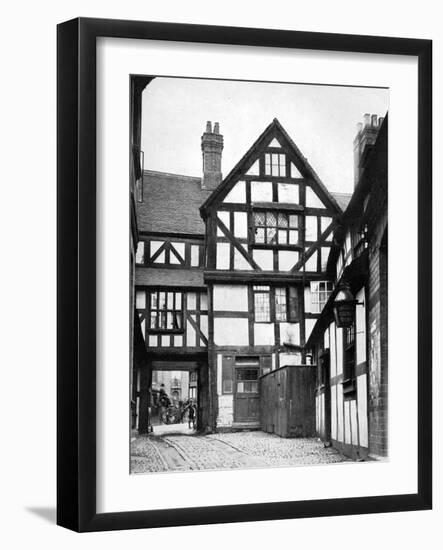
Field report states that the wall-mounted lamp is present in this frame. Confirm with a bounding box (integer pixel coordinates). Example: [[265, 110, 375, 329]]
[[333, 281, 361, 328]]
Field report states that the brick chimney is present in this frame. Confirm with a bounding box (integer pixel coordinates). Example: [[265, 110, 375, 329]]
[[353, 113, 384, 186], [201, 121, 224, 190]]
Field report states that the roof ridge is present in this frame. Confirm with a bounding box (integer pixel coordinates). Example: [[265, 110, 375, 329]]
[[143, 169, 201, 181]]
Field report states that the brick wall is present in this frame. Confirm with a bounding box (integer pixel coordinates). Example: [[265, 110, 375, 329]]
[[367, 223, 388, 457]]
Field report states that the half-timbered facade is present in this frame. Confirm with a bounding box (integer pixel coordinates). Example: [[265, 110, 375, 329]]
[[199, 118, 346, 430], [134, 169, 213, 431], [306, 114, 387, 460], [133, 116, 389, 439]]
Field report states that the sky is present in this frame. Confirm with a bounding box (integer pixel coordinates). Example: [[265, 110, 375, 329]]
[[141, 77, 388, 195]]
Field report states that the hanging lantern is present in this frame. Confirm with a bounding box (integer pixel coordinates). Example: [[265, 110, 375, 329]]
[[333, 281, 357, 328]]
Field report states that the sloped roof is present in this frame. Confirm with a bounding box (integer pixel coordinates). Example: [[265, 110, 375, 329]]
[[137, 170, 212, 235], [136, 267, 205, 288], [331, 192, 352, 211], [200, 118, 343, 215]]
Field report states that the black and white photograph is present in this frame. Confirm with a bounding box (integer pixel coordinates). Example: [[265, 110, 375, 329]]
[[130, 76, 389, 474]]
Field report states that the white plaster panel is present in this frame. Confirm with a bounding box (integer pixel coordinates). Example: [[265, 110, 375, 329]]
[[251, 180, 273, 202], [233, 211, 248, 238], [321, 247, 330, 271], [217, 394, 234, 427], [213, 285, 248, 311], [336, 327, 343, 376], [254, 323, 275, 346], [161, 335, 170, 347], [186, 320, 196, 346], [305, 318, 316, 341], [329, 322, 337, 378], [217, 211, 230, 235], [337, 384, 344, 443], [304, 251, 317, 271], [279, 322, 300, 346], [148, 335, 157, 347], [357, 374, 369, 448], [216, 242, 230, 269], [306, 186, 325, 209], [214, 318, 249, 346], [223, 181, 246, 203], [200, 315, 208, 339], [253, 249, 273, 270], [246, 160, 260, 176], [344, 400, 351, 444], [174, 335, 183, 347], [171, 242, 185, 261], [305, 215, 318, 241], [150, 240, 163, 256], [278, 183, 299, 203], [331, 385, 337, 441], [351, 399, 358, 446], [278, 250, 298, 271], [234, 247, 253, 270]]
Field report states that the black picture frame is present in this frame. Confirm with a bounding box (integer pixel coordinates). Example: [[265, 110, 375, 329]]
[[57, 17, 432, 532]]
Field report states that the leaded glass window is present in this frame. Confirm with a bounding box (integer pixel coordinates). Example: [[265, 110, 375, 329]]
[[254, 211, 299, 245], [253, 285, 271, 323]]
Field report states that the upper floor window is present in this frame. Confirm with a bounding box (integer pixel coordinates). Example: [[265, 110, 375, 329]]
[[149, 291, 183, 332], [253, 285, 299, 323], [265, 153, 286, 177], [253, 211, 299, 245], [253, 285, 271, 322], [310, 281, 333, 313]]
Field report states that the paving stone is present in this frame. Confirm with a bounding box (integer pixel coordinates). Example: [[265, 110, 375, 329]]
[[131, 429, 350, 474]]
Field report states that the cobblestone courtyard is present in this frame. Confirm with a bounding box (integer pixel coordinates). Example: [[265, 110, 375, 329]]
[[131, 425, 350, 473]]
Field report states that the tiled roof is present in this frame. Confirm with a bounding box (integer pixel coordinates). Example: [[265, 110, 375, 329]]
[[331, 192, 352, 212], [137, 170, 211, 235], [136, 267, 205, 288]]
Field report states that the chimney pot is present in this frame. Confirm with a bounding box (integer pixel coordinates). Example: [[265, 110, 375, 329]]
[[201, 121, 224, 190], [364, 113, 371, 127], [371, 114, 378, 127]]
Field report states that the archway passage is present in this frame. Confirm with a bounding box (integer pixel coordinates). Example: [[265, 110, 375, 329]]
[[135, 356, 209, 436]]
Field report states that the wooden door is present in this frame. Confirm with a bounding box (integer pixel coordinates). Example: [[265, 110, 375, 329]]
[[234, 366, 260, 422]]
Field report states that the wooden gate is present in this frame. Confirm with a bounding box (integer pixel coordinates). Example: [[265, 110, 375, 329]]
[[260, 365, 316, 437]]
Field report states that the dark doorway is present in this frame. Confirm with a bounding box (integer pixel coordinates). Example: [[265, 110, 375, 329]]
[[234, 359, 260, 423]]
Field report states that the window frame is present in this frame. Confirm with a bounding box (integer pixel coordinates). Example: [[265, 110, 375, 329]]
[[310, 281, 333, 313], [147, 290, 184, 334], [253, 210, 300, 246], [253, 285, 299, 324], [264, 152, 286, 177]]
